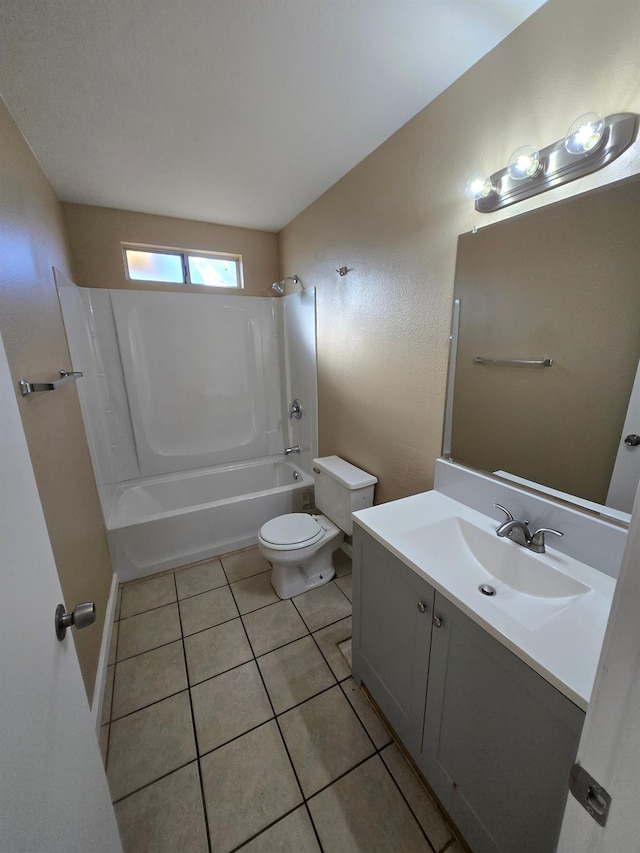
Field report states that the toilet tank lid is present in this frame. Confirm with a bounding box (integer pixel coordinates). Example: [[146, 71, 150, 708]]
[[313, 456, 378, 489]]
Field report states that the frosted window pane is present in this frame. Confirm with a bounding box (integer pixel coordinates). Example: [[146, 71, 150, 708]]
[[126, 250, 184, 283], [188, 255, 239, 288]]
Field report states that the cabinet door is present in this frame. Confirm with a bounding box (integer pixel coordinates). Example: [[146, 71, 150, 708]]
[[352, 526, 435, 757], [422, 593, 585, 853]]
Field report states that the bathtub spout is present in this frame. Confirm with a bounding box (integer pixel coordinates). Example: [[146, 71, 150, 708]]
[[284, 445, 301, 455]]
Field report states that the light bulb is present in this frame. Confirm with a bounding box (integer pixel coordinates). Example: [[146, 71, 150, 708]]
[[464, 172, 494, 200], [507, 145, 540, 180], [564, 112, 605, 155]]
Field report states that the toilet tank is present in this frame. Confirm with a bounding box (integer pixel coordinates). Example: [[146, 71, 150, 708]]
[[312, 456, 377, 535]]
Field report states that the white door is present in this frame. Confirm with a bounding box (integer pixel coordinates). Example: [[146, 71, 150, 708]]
[[557, 479, 640, 851], [0, 334, 122, 852], [606, 359, 640, 513]]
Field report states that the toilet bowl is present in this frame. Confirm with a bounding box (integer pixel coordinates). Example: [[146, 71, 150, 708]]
[[258, 455, 377, 599], [258, 513, 342, 599]]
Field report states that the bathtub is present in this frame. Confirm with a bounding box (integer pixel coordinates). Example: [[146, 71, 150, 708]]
[[106, 457, 315, 581]]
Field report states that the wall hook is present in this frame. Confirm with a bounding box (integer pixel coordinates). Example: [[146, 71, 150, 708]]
[[336, 266, 351, 276]]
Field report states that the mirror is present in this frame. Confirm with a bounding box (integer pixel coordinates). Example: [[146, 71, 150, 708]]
[[447, 174, 640, 523]]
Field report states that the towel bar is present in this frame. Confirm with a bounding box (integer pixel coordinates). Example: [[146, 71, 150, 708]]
[[473, 357, 553, 367], [19, 369, 84, 396]]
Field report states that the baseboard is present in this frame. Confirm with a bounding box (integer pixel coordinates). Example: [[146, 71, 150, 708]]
[[91, 572, 119, 733]]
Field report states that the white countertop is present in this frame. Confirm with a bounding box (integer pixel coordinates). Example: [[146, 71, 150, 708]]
[[353, 490, 616, 710]]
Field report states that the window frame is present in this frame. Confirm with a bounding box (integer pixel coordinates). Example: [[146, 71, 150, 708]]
[[122, 243, 244, 290]]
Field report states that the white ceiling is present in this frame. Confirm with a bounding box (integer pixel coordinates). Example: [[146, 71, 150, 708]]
[[0, 0, 546, 232]]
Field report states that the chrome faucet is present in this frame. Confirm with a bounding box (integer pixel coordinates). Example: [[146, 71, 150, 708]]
[[284, 445, 301, 455], [494, 504, 563, 554]]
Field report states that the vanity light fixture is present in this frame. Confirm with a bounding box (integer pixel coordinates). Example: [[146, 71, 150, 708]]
[[507, 145, 540, 180], [464, 172, 495, 200], [564, 112, 605, 154], [466, 112, 638, 212]]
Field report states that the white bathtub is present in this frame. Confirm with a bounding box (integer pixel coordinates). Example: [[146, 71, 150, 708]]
[[106, 457, 314, 581]]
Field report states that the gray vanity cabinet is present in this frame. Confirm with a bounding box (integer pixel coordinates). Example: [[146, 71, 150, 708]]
[[352, 527, 435, 756], [421, 593, 585, 853], [353, 524, 585, 853]]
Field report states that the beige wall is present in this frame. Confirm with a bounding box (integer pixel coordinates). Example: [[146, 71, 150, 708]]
[[279, 0, 640, 505], [0, 99, 113, 698], [63, 203, 279, 296]]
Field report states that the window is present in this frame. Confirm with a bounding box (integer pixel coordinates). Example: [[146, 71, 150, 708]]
[[123, 244, 243, 289]]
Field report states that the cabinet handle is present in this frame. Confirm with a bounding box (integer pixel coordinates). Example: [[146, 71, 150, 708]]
[[417, 601, 427, 613], [432, 615, 443, 628]]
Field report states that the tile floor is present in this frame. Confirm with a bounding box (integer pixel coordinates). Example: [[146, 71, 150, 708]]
[[100, 547, 462, 853]]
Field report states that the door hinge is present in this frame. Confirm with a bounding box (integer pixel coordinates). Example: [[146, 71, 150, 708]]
[[569, 763, 611, 827]]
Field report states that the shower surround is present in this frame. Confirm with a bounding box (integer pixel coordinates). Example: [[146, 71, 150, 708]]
[[56, 271, 317, 580]]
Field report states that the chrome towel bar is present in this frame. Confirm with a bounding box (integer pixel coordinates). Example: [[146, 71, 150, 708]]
[[19, 369, 84, 396], [473, 356, 553, 367]]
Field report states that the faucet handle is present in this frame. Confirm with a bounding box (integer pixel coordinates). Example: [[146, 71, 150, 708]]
[[529, 527, 564, 553], [494, 503, 514, 522]]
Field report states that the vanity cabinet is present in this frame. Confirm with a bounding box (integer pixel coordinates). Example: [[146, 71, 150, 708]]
[[351, 526, 435, 756], [352, 525, 585, 853]]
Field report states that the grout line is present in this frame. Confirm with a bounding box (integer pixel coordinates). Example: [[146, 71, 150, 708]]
[[234, 599, 320, 849], [336, 679, 383, 754], [228, 803, 310, 852], [332, 576, 352, 605], [175, 581, 230, 602], [116, 632, 182, 664], [303, 800, 324, 853], [289, 593, 351, 638], [172, 570, 214, 853], [110, 757, 199, 806], [119, 597, 178, 622], [108, 665, 187, 724], [379, 748, 438, 853]]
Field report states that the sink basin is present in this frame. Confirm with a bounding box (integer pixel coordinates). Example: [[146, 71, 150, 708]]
[[402, 516, 590, 600]]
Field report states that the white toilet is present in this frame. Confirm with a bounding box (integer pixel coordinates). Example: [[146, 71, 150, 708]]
[[258, 455, 377, 599]]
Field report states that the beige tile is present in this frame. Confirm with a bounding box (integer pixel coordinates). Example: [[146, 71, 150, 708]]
[[184, 617, 253, 685], [243, 600, 308, 657], [99, 725, 109, 767], [179, 585, 238, 636], [175, 559, 227, 599], [308, 756, 432, 852], [112, 641, 187, 719], [381, 743, 453, 852], [342, 678, 391, 749], [117, 603, 181, 661], [102, 664, 114, 725], [114, 762, 208, 853], [191, 660, 273, 755], [108, 621, 118, 666], [221, 546, 271, 583], [114, 585, 122, 621], [279, 686, 374, 797], [120, 573, 176, 619], [241, 806, 320, 853], [333, 548, 352, 577], [108, 691, 196, 801], [258, 635, 335, 714], [312, 617, 352, 681], [201, 720, 302, 852], [293, 583, 351, 632], [231, 571, 279, 614], [335, 574, 352, 601]]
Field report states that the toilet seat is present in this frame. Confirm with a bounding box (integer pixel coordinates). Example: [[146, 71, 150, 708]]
[[259, 513, 325, 550]]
